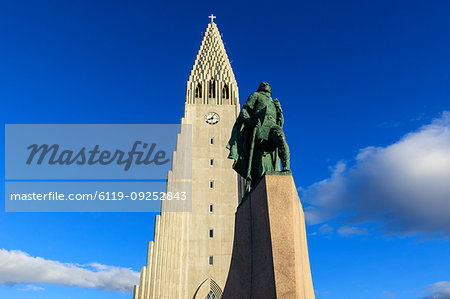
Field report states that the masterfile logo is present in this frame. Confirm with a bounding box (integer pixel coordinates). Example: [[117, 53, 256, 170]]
[[26, 141, 170, 171], [5, 124, 192, 212]]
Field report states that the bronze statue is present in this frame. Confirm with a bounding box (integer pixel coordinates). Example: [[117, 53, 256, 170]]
[[227, 82, 290, 192]]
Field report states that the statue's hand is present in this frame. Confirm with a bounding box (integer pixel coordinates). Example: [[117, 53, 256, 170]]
[[249, 117, 261, 128], [249, 115, 261, 128], [255, 118, 261, 128]]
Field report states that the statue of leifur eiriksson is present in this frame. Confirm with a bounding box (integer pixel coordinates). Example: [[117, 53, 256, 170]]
[[227, 82, 291, 192]]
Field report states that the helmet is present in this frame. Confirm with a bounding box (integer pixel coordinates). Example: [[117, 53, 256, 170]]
[[257, 82, 272, 95]]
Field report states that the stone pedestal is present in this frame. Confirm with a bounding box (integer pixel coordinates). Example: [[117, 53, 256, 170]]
[[222, 173, 315, 299]]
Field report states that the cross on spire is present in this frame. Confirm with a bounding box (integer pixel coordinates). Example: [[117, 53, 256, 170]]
[[208, 14, 216, 23]]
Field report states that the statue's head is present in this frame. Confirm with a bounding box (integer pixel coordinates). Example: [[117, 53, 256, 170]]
[[257, 82, 272, 95]]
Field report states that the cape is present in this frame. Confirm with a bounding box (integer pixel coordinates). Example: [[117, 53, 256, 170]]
[[226, 116, 252, 179]]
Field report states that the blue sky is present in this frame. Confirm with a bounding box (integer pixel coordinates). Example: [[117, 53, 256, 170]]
[[1, 0, 450, 298]]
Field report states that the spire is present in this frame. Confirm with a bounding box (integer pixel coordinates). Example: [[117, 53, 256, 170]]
[[185, 18, 239, 105]]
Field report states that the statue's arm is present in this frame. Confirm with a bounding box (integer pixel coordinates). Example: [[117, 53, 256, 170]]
[[240, 93, 259, 126], [273, 98, 284, 127]]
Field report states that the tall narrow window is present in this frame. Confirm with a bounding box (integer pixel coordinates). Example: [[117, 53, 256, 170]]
[[209, 180, 214, 189], [209, 204, 214, 212], [209, 159, 214, 166], [222, 84, 229, 99], [209, 256, 213, 265], [209, 229, 214, 238], [208, 80, 216, 98], [210, 138, 214, 145], [195, 83, 202, 98]]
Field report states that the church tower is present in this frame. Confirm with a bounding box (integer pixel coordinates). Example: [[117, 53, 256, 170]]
[[133, 16, 241, 299]]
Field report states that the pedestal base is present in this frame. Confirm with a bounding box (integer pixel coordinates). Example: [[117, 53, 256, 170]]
[[222, 173, 315, 299]]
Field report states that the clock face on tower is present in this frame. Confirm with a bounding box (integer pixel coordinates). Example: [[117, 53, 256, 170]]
[[205, 112, 220, 125]]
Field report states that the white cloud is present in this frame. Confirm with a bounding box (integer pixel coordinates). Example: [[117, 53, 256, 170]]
[[423, 281, 450, 299], [0, 249, 140, 292], [303, 111, 450, 237], [18, 284, 44, 291], [318, 224, 334, 235], [337, 226, 368, 237]]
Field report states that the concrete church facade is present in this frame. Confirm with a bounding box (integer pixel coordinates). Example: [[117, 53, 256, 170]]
[[133, 17, 241, 299]]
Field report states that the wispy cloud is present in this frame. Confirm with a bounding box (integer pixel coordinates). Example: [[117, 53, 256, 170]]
[[423, 281, 450, 299], [303, 111, 450, 237], [18, 284, 45, 291], [382, 290, 396, 297], [0, 249, 139, 292], [318, 224, 334, 235], [337, 226, 368, 237]]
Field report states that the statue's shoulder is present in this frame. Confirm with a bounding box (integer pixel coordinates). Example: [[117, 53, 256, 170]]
[[244, 92, 261, 105], [248, 91, 260, 98], [249, 91, 267, 100], [245, 91, 270, 109]]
